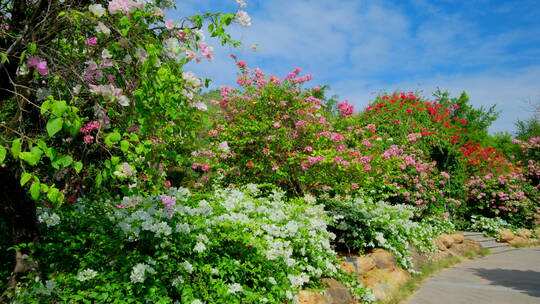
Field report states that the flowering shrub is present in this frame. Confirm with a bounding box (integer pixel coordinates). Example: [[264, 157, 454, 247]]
[[12, 185, 372, 303], [464, 171, 539, 227], [321, 193, 454, 270], [469, 215, 512, 238]]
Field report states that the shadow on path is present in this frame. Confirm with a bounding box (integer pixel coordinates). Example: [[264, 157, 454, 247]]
[[471, 268, 540, 297]]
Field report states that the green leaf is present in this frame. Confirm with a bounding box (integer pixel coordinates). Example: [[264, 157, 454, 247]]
[[46, 117, 64, 137], [104, 132, 121, 147], [0, 146, 6, 163], [28, 43, 37, 54], [30, 181, 40, 200], [73, 161, 83, 173], [20, 173, 32, 186], [47, 188, 60, 203], [20, 147, 43, 166], [120, 140, 129, 152], [40, 99, 51, 115], [56, 155, 73, 168], [51, 100, 68, 117], [11, 138, 21, 158]]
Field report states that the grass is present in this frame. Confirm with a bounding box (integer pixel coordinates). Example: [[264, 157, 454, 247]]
[[381, 248, 490, 304], [509, 239, 540, 248]]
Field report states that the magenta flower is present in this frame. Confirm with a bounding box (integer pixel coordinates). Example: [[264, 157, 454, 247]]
[[85, 37, 98, 46]]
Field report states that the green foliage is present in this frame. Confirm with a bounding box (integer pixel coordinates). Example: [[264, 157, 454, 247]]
[[322, 193, 455, 270], [469, 215, 512, 238], [12, 185, 373, 303]]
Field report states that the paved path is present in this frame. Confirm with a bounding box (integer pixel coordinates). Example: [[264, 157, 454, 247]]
[[407, 247, 540, 304]]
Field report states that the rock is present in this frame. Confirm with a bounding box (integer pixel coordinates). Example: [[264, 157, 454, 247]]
[[355, 257, 376, 275], [341, 261, 356, 274], [516, 228, 532, 239], [449, 233, 465, 244], [409, 246, 430, 271], [340, 256, 376, 276], [462, 239, 482, 251], [433, 238, 447, 251], [323, 278, 355, 304], [297, 290, 326, 304], [438, 234, 454, 248], [361, 268, 410, 301], [498, 229, 515, 242], [509, 236, 528, 245], [367, 249, 396, 270]]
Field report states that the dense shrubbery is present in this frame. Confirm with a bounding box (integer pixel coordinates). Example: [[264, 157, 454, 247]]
[[322, 193, 454, 270], [10, 185, 372, 303]]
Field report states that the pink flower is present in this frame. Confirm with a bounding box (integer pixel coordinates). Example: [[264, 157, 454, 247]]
[[293, 67, 302, 75], [322, 185, 330, 191], [198, 42, 214, 61], [201, 163, 210, 171], [271, 164, 279, 171], [364, 165, 372, 171], [351, 183, 358, 189], [337, 101, 354, 117], [27, 58, 48, 76], [192, 162, 199, 169], [85, 37, 98, 46], [160, 195, 177, 208], [304, 146, 313, 152], [236, 61, 247, 68], [165, 19, 175, 30], [442, 212, 450, 218], [272, 121, 281, 128], [83, 135, 94, 143]]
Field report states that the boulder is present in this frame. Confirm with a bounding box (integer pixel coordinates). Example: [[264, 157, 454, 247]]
[[297, 290, 326, 304], [516, 228, 532, 239], [497, 229, 515, 242], [433, 238, 447, 251], [355, 257, 376, 275], [509, 236, 528, 245], [340, 256, 376, 276], [366, 249, 396, 270], [361, 268, 410, 301], [437, 234, 454, 248], [449, 233, 465, 244], [323, 278, 355, 304]]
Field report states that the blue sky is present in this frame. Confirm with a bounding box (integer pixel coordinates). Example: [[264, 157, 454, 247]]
[[170, 0, 540, 134]]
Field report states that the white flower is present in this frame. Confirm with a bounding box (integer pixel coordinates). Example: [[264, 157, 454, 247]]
[[182, 261, 193, 274], [130, 263, 154, 283], [101, 49, 112, 59], [191, 300, 204, 304], [38, 211, 61, 227], [194, 242, 206, 253], [77, 268, 98, 282], [89, 4, 106, 17], [95, 22, 111, 35], [227, 283, 243, 294], [235, 0, 247, 8], [190, 102, 207, 111], [236, 10, 251, 27], [268, 277, 277, 285], [118, 95, 130, 106], [182, 71, 202, 88]]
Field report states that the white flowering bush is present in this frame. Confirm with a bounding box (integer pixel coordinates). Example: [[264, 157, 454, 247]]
[[469, 215, 513, 238], [12, 185, 372, 303], [322, 194, 454, 270]]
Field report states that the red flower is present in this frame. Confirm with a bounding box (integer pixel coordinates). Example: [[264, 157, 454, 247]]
[[246, 161, 254, 168], [460, 119, 467, 124]]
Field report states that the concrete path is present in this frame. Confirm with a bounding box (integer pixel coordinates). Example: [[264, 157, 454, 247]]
[[406, 247, 540, 304]]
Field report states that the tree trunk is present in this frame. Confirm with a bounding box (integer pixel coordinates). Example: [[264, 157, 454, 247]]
[[0, 167, 38, 301]]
